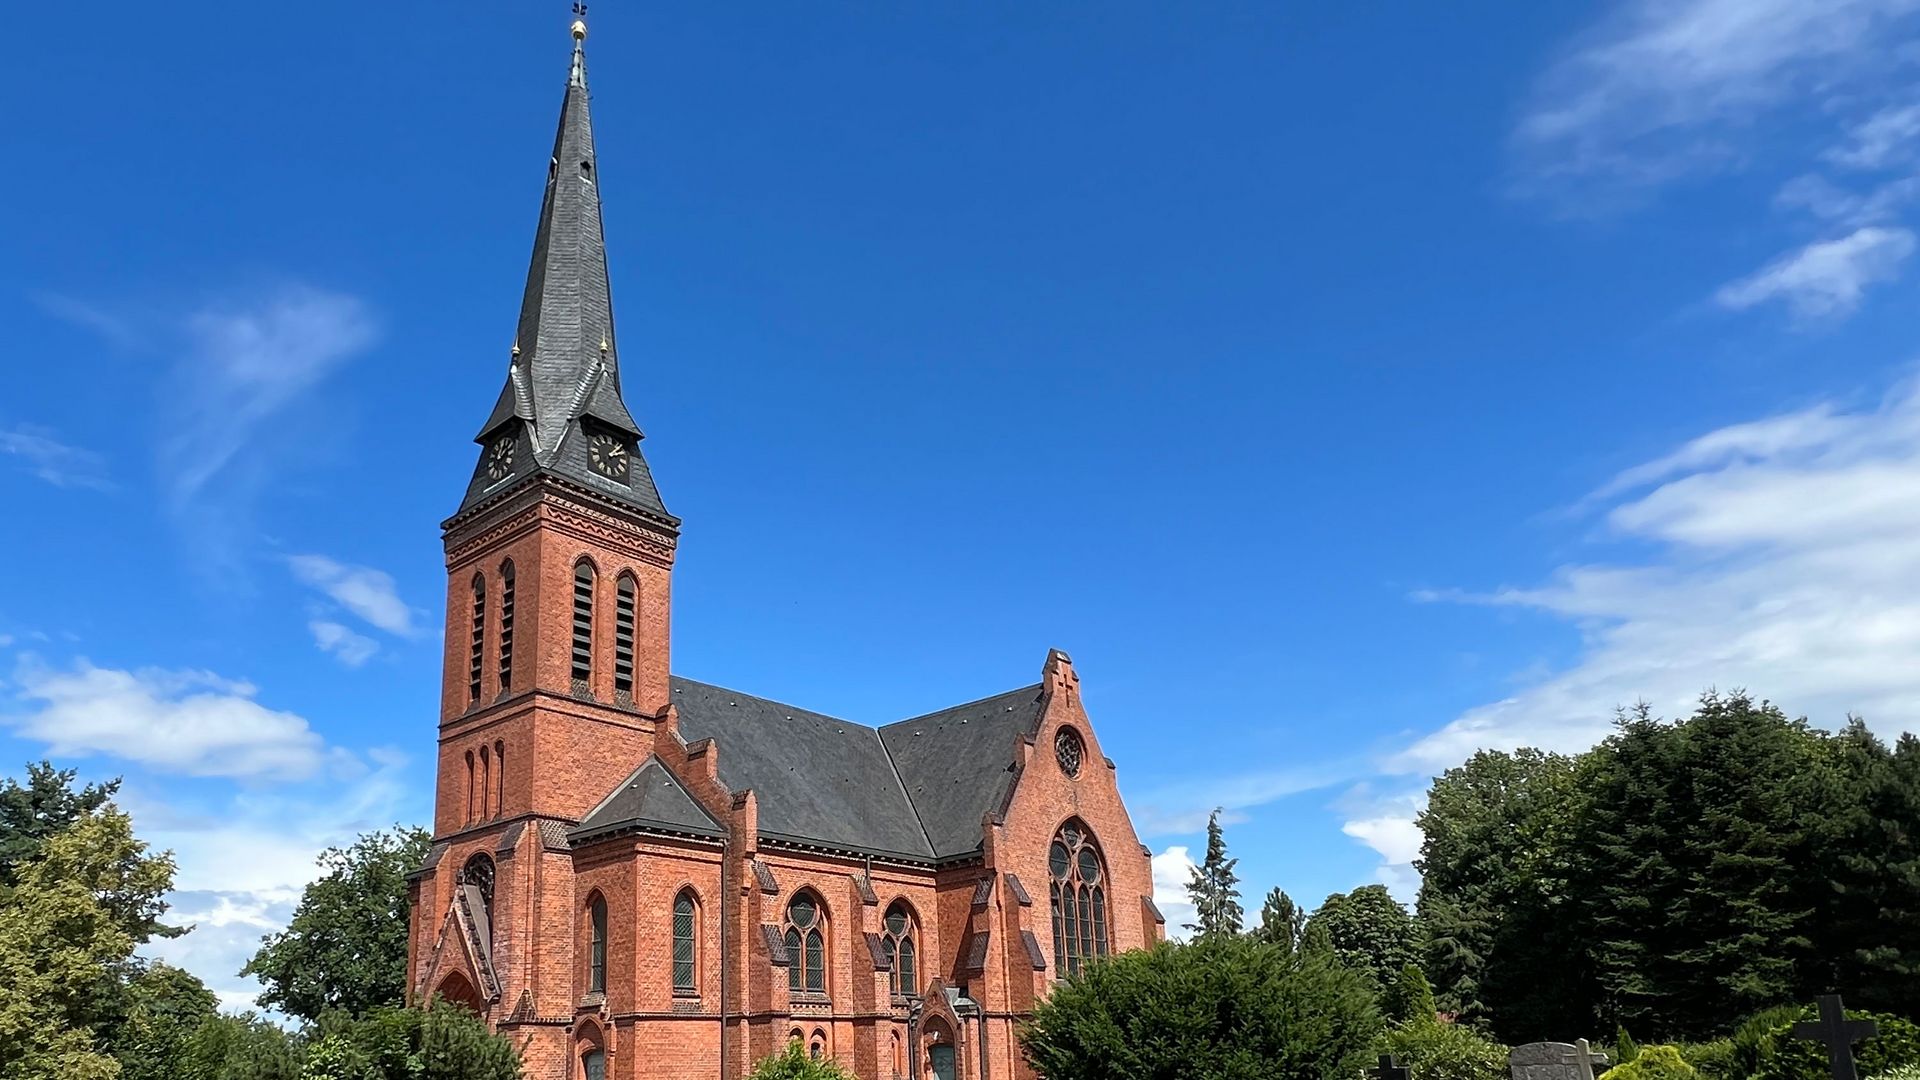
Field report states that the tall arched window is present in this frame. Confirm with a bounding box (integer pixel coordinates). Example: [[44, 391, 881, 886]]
[[881, 900, 917, 998], [783, 892, 826, 994], [613, 574, 637, 697], [478, 745, 491, 823], [462, 852, 496, 933], [571, 561, 596, 686], [498, 560, 516, 693], [1048, 820, 1108, 977], [464, 750, 476, 824], [673, 889, 698, 994], [468, 574, 486, 702], [493, 739, 506, 818], [588, 893, 608, 994]]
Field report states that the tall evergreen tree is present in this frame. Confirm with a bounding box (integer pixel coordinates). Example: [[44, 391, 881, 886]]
[[0, 762, 120, 887], [1251, 887, 1306, 955], [1824, 722, 1920, 1017], [1185, 809, 1243, 938]]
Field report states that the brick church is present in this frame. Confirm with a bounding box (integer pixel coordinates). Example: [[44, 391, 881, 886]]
[[405, 17, 1163, 1080]]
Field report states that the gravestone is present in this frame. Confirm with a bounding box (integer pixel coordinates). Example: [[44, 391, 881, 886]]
[[1791, 994, 1878, 1080], [1511, 1043, 1587, 1080], [1565, 1039, 1610, 1080], [1371, 1055, 1411, 1080]]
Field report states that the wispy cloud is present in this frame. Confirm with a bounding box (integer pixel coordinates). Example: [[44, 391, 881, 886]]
[[1131, 759, 1361, 837], [162, 287, 376, 507], [288, 555, 417, 637], [3, 657, 345, 781], [308, 620, 378, 667], [1714, 225, 1916, 318], [0, 425, 112, 490], [1514, 0, 1920, 195], [1337, 785, 1426, 903], [1397, 377, 1920, 776], [1825, 100, 1920, 170]]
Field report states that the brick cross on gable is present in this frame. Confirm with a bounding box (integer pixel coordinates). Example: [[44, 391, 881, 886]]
[[1792, 995, 1879, 1080]]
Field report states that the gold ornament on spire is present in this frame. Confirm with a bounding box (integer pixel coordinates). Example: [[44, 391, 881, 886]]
[[571, 1, 588, 40]]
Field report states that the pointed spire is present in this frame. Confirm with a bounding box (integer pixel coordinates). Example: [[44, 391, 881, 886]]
[[461, 12, 670, 523]]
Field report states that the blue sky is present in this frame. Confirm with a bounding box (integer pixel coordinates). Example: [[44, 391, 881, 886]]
[[9, 0, 1920, 1009]]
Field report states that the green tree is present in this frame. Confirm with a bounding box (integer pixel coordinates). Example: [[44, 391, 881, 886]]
[[747, 1043, 857, 1079], [0, 761, 119, 886], [1384, 964, 1436, 1025], [107, 961, 219, 1080], [1249, 887, 1305, 955], [1184, 809, 1243, 938], [301, 1000, 521, 1080], [1599, 1046, 1697, 1080], [1827, 723, 1920, 1015], [0, 807, 176, 1079], [1414, 747, 1583, 1037], [176, 1013, 303, 1080], [1307, 884, 1420, 993], [1020, 935, 1381, 1080], [1573, 696, 1845, 1039], [243, 827, 432, 1022]]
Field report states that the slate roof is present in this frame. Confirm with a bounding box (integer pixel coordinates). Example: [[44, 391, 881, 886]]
[[571, 756, 724, 844], [668, 676, 1046, 863], [456, 28, 670, 523]]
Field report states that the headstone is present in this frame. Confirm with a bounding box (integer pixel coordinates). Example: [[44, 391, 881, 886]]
[[1511, 1042, 1585, 1080], [1791, 994, 1879, 1080], [1563, 1039, 1610, 1080], [1371, 1055, 1411, 1080]]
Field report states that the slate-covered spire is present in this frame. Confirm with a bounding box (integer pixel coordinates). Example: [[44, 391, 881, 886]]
[[459, 14, 670, 521]]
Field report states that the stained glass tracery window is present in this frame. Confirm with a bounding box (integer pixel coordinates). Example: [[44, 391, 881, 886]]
[[784, 892, 826, 994], [1048, 821, 1107, 977]]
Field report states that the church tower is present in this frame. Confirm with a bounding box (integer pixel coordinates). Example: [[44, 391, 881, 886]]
[[435, 13, 676, 836]]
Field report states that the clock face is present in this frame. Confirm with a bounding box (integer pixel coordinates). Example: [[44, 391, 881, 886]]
[[486, 434, 517, 481], [588, 432, 629, 480]]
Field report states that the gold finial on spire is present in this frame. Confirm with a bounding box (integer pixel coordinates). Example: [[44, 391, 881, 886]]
[[571, 2, 588, 41]]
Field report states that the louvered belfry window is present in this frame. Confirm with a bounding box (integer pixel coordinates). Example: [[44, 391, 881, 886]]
[[614, 575, 636, 696], [468, 575, 486, 701], [1049, 820, 1109, 978], [672, 890, 697, 993], [498, 560, 515, 693], [571, 561, 595, 686]]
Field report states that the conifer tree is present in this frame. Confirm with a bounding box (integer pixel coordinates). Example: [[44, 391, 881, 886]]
[[1251, 887, 1305, 955], [1185, 809, 1243, 938]]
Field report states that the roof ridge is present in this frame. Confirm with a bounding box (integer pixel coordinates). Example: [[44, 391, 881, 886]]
[[879, 682, 1044, 731], [874, 720, 938, 858]]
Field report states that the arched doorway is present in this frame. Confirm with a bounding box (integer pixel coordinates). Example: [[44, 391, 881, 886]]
[[434, 971, 485, 1015], [923, 1017, 956, 1080]]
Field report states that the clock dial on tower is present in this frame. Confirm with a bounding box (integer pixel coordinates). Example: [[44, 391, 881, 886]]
[[588, 432, 629, 480], [486, 434, 517, 481]]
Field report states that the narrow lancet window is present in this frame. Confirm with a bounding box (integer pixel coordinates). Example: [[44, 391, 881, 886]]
[[614, 574, 636, 696], [673, 890, 698, 993], [571, 561, 595, 686], [589, 894, 608, 994], [498, 560, 515, 693], [469, 575, 486, 701]]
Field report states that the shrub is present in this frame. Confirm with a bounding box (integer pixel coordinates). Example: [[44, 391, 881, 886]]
[[1677, 1040, 1735, 1080], [1871, 1066, 1920, 1080], [1615, 1028, 1641, 1066], [748, 1043, 857, 1079], [1599, 1045, 1696, 1080], [1381, 1020, 1508, 1080], [1751, 1007, 1920, 1080], [1020, 935, 1381, 1080], [1386, 966, 1439, 1025]]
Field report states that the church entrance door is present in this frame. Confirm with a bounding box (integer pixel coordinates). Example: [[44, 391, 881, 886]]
[[930, 1045, 956, 1080]]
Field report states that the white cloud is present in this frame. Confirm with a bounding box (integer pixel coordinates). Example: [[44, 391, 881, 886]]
[[1825, 101, 1920, 170], [1398, 378, 1920, 775], [1715, 226, 1915, 318], [1338, 786, 1427, 904], [1151, 845, 1199, 940], [3, 658, 338, 780], [288, 555, 418, 636], [1774, 173, 1920, 227], [0, 425, 111, 490], [125, 756, 420, 1014], [1131, 761, 1357, 837], [1515, 0, 1920, 191], [309, 620, 378, 667]]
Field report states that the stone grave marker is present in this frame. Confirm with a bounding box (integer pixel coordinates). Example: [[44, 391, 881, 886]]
[[1791, 994, 1878, 1080], [1510, 1042, 1585, 1080]]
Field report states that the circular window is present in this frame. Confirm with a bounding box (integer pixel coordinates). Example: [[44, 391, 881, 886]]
[[1049, 841, 1072, 881], [789, 895, 817, 929], [1054, 728, 1084, 778]]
